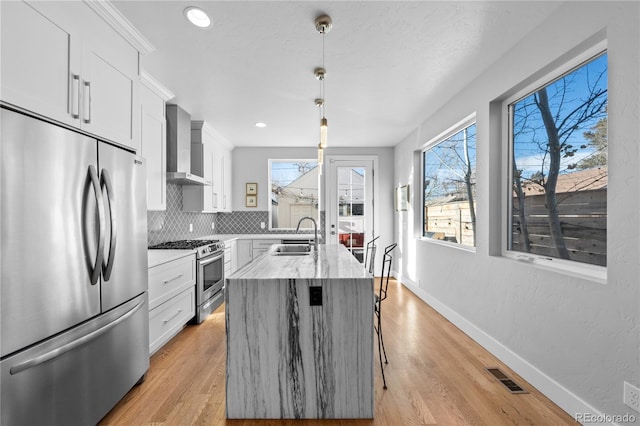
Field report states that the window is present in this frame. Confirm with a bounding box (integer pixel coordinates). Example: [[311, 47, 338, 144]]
[[422, 116, 477, 247], [508, 50, 607, 268], [269, 159, 320, 230]]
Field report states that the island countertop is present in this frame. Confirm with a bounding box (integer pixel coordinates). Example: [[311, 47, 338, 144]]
[[228, 243, 371, 280]]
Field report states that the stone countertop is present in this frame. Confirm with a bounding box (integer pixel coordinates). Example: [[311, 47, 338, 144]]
[[227, 244, 370, 280], [202, 233, 319, 242], [147, 250, 195, 268]]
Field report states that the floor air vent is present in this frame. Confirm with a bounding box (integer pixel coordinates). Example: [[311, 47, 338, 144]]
[[486, 368, 528, 394]]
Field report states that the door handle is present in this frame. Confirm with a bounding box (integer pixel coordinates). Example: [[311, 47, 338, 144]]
[[83, 81, 91, 124], [9, 299, 145, 375], [71, 74, 80, 119], [101, 169, 117, 281], [88, 166, 105, 285]]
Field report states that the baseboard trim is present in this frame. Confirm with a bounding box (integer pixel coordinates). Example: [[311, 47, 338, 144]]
[[396, 272, 610, 425]]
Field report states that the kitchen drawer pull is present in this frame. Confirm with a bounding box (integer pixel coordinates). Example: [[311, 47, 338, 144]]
[[163, 309, 183, 324], [163, 274, 184, 285]]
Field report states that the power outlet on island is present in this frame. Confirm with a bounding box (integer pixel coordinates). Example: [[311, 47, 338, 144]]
[[309, 286, 322, 306], [624, 381, 640, 412]]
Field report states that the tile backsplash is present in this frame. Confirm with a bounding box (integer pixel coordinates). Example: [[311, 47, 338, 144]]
[[147, 183, 217, 246], [147, 183, 325, 246]]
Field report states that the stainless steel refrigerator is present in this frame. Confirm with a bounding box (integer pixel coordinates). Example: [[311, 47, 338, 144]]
[[1, 106, 149, 425]]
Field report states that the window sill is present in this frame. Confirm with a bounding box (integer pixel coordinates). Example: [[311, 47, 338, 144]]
[[504, 252, 607, 285], [419, 236, 476, 253]]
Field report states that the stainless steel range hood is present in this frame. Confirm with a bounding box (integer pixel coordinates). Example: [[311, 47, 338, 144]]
[[166, 104, 210, 186]]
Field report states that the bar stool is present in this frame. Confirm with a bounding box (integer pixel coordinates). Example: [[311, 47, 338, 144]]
[[364, 236, 379, 274], [375, 242, 396, 389]]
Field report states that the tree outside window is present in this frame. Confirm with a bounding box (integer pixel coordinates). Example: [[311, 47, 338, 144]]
[[509, 52, 607, 266], [422, 121, 477, 247]]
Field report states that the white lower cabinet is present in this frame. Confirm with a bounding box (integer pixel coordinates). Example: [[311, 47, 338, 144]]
[[236, 240, 253, 270], [148, 254, 196, 355]]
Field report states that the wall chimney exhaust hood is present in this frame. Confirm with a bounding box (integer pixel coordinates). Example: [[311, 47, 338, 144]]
[[166, 104, 211, 186]]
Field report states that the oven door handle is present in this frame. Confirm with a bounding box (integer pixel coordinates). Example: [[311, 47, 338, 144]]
[[199, 252, 224, 267]]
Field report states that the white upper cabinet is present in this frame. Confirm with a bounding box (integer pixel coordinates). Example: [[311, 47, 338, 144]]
[[1, 1, 152, 152], [1, 1, 77, 127], [214, 142, 233, 213], [140, 71, 174, 211], [183, 121, 233, 213]]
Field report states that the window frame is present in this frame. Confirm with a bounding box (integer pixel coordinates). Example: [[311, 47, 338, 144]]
[[420, 112, 477, 251], [268, 158, 320, 231], [501, 41, 608, 283]]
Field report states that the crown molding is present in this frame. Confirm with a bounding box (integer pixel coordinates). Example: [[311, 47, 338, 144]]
[[83, 0, 155, 54], [140, 70, 175, 101], [192, 120, 235, 150]]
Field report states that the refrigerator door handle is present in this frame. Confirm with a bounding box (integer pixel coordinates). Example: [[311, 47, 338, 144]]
[[8, 299, 146, 376], [101, 169, 117, 281], [88, 165, 105, 285]]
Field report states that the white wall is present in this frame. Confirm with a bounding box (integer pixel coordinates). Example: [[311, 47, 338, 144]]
[[394, 1, 639, 421], [232, 146, 396, 267]]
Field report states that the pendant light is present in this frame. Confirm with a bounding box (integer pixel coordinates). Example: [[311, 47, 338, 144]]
[[314, 14, 332, 163]]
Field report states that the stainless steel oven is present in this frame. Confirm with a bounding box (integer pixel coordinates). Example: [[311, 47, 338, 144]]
[[149, 239, 226, 323], [196, 246, 225, 323]]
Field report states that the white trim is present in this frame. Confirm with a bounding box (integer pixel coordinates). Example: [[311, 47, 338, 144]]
[[420, 113, 477, 249], [324, 155, 380, 247], [267, 158, 320, 231], [191, 120, 234, 151], [83, 0, 155, 54], [420, 112, 476, 151], [140, 70, 175, 102], [397, 273, 612, 425], [501, 40, 608, 282]]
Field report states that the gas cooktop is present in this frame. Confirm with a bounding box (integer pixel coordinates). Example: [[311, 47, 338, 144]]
[[149, 239, 225, 258], [149, 239, 220, 250]]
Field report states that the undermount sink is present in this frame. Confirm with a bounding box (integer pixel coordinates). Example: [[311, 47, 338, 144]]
[[271, 244, 312, 256]]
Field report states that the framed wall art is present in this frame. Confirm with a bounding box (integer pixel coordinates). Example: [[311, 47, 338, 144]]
[[246, 195, 257, 207], [246, 182, 257, 195]]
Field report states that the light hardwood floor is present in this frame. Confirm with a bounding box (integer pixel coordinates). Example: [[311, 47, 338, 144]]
[[100, 279, 575, 425]]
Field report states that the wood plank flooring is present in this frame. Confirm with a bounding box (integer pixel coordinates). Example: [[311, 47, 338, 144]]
[[100, 279, 575, 425]]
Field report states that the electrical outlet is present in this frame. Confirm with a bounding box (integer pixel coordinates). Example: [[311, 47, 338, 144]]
[[260, 222, 265, 229], [624, 381, 640, 412], [211, 222, 215, 230]]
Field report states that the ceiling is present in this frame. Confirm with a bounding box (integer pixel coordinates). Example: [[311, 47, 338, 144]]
[[113, 1, 563, 148]]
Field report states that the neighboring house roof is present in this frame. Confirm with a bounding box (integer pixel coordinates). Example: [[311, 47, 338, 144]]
[[520, 167, 607, 195]]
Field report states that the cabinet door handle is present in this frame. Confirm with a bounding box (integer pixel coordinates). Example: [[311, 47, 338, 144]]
[[163, 274, 184, 285], [71, 74, 80, 119], [223, 195, 227, 209], [83, 81, 91, 124], [163, 309, 183, 324]]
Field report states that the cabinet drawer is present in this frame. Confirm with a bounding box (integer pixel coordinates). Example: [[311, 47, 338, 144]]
[[149, 286, 195, 355], [148, 255, 195, 310]]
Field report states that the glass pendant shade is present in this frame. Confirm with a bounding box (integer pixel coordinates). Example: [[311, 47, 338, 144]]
[[320, 117, 328, 148]]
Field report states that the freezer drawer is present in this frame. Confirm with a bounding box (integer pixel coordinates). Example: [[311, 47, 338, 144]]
[[0, 294, 149, 426]]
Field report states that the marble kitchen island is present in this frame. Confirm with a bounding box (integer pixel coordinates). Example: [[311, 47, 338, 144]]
[[225, 244, 374, 419]]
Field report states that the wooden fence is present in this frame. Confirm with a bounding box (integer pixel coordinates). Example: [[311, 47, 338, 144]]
[[424, 201, 475, 246], [424, 188, 607, 266], [511, 188, 606, 266]]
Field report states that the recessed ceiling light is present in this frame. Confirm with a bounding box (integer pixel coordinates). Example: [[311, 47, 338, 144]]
[[255, 122, 267, 128], [184, 7, 212, 29]]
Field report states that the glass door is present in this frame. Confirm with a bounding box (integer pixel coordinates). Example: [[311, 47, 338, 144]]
[[326, 157, 375, 263]]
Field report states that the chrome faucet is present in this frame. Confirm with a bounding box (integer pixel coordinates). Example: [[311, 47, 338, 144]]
[[295, 216, 318, 251]]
